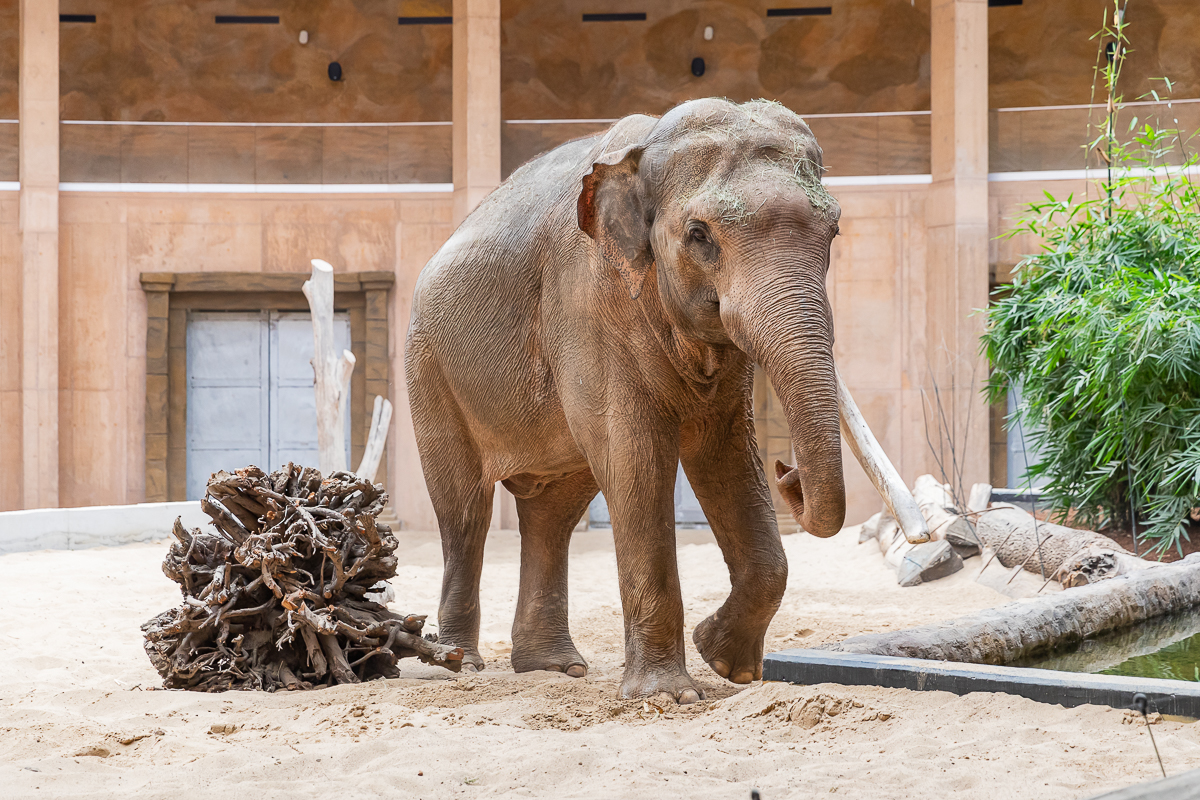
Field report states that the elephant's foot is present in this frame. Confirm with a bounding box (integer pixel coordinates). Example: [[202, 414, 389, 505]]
[[511, 632, 588, 677], [619, 665, 705, 705], [693, 612, 765, 684]]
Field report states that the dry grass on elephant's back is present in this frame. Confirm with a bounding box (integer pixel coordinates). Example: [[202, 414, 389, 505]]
[[142, 464, 462, 692]]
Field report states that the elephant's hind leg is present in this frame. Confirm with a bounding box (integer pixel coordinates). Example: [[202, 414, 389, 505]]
[[408, 359, 493, 672], [508, 469, 598, 677]]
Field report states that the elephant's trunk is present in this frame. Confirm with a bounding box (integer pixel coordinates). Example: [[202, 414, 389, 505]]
[[724, 267, 846, 537]]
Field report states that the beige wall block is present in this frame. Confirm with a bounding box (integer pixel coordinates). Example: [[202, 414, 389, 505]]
[[389, 125, 453, 185], [0, 213, 18, 394], [188, 127, 256, 184], [0, 388, 20, 510], [323, 127, 389, 184], [256, 128, 323, 184], [61, 389, 129, 508], [126, 196, 262, 226], [834, 278, 900, 391], [121, 127, 188, 183], [19, 0, 61, 511], [806, 117, 879, 177], [60, 223, 129, 393], [0, 203, 19, 511], [925, 0, 990, 495], [129, 220, 263, 274], [453, 0, 501, 224]]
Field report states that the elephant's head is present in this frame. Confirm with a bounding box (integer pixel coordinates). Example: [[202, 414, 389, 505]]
[[578, 98, 847, 537]]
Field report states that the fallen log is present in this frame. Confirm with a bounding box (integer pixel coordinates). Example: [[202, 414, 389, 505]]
[[868, 510, 964, 587], [977, 504, 1155, 587], [912, 474, 980, 557], [966, 482, 992, 514], [142, 464, 462, 691], [823, 553, 1200, 664]]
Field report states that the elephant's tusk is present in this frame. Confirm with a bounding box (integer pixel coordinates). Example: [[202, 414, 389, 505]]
[[835, 368, 930, 544]]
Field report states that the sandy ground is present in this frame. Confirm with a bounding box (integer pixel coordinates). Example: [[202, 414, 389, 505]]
[[2, 523, 1197, 799]]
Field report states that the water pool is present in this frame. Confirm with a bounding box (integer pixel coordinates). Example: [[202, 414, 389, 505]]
[[1020, 608, 1200, 683]]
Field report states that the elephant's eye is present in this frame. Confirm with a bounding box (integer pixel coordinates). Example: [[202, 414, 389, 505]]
[[687, 223, 712, 245]]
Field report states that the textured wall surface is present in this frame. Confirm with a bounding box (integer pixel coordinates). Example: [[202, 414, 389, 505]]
[[31, 191, 451, 521], [58, 0, 452, 123], [47, 0, 1200, 183], [0, 193, 18, 511]]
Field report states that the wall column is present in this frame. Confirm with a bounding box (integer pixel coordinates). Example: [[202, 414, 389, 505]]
[[19, 0, 59, 509], [924, 0, 990, 491], [452, 0, 515, 528], [452, 0, 501, 225]]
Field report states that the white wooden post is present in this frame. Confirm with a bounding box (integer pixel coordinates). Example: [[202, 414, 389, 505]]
[[356, 395, 393, 483], [302, 259, 356, 474]]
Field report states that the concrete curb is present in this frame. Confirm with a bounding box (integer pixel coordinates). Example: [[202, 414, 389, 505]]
[[0, 501, 206, 555], [762, 649, 1200, 718]]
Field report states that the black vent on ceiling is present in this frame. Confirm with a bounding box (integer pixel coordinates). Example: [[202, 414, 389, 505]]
[[399, 16, 452, 25], [988, 0, 1023, 5], [767, 7, 833, 16], [214, 15, 280, 24], [582, 13, 647, 22], [60, 14, 97, 22]]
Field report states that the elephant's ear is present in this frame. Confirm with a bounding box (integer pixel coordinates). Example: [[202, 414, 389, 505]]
[[577, 145, 653, 300]]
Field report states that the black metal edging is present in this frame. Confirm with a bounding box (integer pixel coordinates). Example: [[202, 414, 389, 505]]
[[763, 649, 1200, 718]]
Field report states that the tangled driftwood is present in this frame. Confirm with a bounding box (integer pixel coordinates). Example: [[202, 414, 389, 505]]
[[142, 464, 462, 691]]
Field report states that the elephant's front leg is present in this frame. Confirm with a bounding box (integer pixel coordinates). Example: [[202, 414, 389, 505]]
[[594, 425, 704, 705], [681, 400, 788, 685]]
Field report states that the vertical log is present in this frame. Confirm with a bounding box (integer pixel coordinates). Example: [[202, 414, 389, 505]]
[[302, 259, 356, 474], [356, 395, 393, 482]]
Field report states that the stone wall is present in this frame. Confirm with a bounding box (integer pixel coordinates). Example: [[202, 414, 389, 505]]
[[0, 191, 452, 522], [37, 0, 1200, 187]]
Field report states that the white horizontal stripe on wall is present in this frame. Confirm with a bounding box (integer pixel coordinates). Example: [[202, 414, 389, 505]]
[[60, 120, 450, 127], [824, 174, 932, 186], [59, 182, 454, 193], [988, 165, 1200, 182]]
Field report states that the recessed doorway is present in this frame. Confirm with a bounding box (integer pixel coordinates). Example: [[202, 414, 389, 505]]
[[185, 310, 351, 500]]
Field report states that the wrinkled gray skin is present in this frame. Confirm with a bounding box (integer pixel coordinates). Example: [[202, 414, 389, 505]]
[[405, 98, 844, 704]]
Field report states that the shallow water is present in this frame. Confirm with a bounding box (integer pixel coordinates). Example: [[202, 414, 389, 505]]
[[1020, 607, 1200, 682]]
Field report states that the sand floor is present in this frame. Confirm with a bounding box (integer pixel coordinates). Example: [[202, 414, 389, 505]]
[[1, 523, 1197, 799]]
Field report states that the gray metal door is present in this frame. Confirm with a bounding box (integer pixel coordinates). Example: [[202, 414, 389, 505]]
[[186, 311, 350, 500], [588, 462, 708, 527]]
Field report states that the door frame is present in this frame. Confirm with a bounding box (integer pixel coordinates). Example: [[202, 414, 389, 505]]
[[139, 270, 394, 502]]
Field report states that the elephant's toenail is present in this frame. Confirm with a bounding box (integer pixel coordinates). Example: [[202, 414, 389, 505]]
[[730, 670, 756, 684], [566, 664, 587, 678], [708, 659, 731, 678], [678, 689, 701, 705]]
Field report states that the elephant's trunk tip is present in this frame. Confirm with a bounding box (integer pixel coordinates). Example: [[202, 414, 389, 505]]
[[775, 459, 841, 538]]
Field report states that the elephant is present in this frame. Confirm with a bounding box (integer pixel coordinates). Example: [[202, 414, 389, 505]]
[[405, 97, 926, 704]]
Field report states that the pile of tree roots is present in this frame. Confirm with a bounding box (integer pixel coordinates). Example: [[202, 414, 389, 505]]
[[143, 465, 462, 692]]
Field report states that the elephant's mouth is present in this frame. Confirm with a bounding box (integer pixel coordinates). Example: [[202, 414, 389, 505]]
[[774, 460, 805, 520]]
